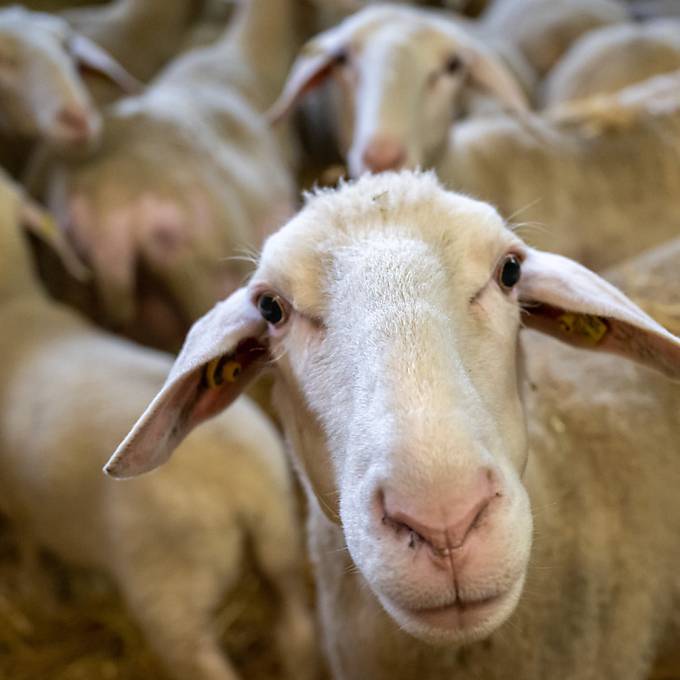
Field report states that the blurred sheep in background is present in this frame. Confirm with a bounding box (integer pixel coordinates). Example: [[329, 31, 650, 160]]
[[270, 4, 532, 178], [0, 5, 140, 173], [30, 0, 299, 351], [541, 18, 680, 106], [0, 169, 317, 680]]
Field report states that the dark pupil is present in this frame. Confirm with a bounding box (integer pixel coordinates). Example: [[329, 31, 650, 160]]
[[335, 50, 348, 67], [446, 55, 462, 73], [259, 295, 283, 324], [501, 256, 521, 288]]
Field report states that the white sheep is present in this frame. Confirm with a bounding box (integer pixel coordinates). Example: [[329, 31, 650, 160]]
[[542, 18, 680, 107], [0, 5, 140, 155], [436, 69, 680, 269], [33, 0, 298, 351], [107, 171, 680, 680], [0, 171, 316, 680], [480, 0, 630, 76], [62, 0, 206, 82], [270, 3, 532, 177]]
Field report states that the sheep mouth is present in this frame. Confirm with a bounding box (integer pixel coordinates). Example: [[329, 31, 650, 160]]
[[406, 592, 505, 627], [385, 579, 524, 641]]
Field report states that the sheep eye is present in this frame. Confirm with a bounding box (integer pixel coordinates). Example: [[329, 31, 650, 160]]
[[498, 254, 521, 290], [258, 293, 286, 326], [444, 55, 463, 74], [334, 49, 349, 68]]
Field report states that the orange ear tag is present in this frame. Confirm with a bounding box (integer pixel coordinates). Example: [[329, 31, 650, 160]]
[[203, 357, 243, 389], [557, 313, 608, 345]]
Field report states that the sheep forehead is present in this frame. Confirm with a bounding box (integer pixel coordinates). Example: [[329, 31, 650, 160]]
[[341, 5, 462, 55], [256, 173, 514, 314], [0, 8, 68, 44]]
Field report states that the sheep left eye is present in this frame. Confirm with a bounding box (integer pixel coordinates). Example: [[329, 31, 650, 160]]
[[498, 254, 521, 290]]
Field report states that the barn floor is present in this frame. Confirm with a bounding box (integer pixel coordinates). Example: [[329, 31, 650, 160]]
[[0, 512, 289, 680]]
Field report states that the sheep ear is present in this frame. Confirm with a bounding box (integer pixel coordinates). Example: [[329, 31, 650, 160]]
[[69, 34, 143, 94], [104, 288, 269, 478], [461, 43, 528, 114], [519, 248, 680, 378], [267, 39, 340, 123], [20, 196, 90, 281]]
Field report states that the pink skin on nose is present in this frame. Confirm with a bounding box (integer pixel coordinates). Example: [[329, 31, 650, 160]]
[[361, 135, 407, 173], [53, 105, 95, 143], [381, 467, 501, 559]]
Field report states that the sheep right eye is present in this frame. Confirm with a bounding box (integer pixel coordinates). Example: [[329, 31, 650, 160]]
[[258, 293, 287, 326], [334, 50, 349, 68], [444, 55, 463, 75]]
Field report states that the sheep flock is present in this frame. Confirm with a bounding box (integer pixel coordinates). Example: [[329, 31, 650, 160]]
[[0, 1, 679, 679]]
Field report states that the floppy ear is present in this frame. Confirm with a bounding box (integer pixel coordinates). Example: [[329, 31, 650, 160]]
[[69, 34, 143, 94], [519, 248, 680, 378], [21, 195, 90, 281], [460, 40, 529, 114], [104, 288, 269, 478], [267, 37, 343, 123], [0, 170, 88, 281]]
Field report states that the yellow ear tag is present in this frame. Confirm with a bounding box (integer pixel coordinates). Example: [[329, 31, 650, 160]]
[[557, 313, 608, 345], [203, 357, 242, 389]]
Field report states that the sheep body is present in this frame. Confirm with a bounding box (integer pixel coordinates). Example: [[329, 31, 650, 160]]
[[437, 70, 680, 269], [543, 19, 680, 107], [480, 0, 630, 75], [0, 175, 315, 680]]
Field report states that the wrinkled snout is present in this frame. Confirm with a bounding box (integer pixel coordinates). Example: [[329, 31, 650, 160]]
[[381, 467, 500, 556], [343, 458, 531, 645]]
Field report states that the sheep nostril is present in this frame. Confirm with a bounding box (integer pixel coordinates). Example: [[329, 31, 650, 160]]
[[380, 469, 501, 553]]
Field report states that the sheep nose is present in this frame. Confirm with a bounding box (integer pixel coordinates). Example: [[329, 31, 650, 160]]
[[361, 136, 406, 173], [54, 106, 95, 141], [381, 469, 500, 554]]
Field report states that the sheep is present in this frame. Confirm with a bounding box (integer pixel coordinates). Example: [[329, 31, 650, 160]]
[[0, 170, 316, 680], [32, 0, 298, 351], [106, 171, 680, 680], [62, 0, 206, 82], [270, 3, 532, 177], [542, 18, 680, 107], [480, 0, 630, 76], [0, 6, 140, 158], [436, 69, 680, 269]]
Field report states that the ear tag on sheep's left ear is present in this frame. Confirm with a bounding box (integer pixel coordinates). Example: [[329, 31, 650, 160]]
[[557, 313, 609, 345], [203, 356, 242, 389]]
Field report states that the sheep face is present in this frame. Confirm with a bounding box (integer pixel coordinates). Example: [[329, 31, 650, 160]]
[[108, 172, 680, 647], [0, 7, 140, 151], [251, 173, 533, 644], [270, 5, 527, 177], [0, 8, 100, 148]]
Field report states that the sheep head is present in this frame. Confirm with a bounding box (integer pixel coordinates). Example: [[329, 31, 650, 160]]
[[269, 4, 528, 177], [106, 171, 680, 645], [0, 6, 140, 150]]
